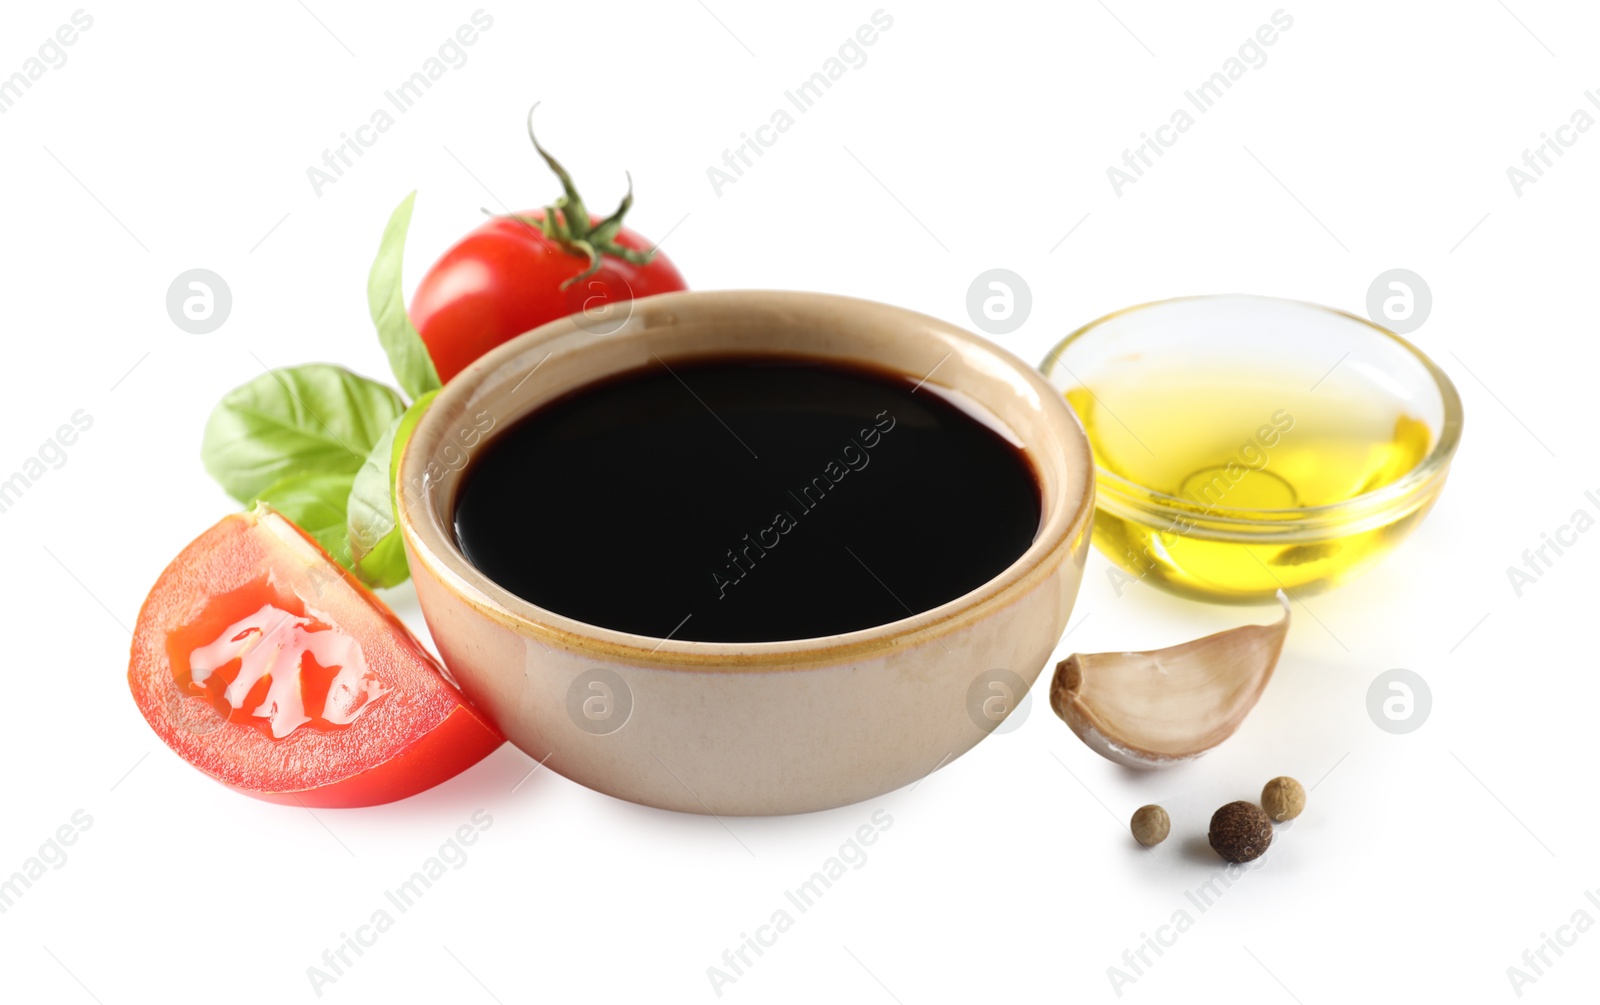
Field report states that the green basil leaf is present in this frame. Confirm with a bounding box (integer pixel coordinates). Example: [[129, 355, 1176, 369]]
[[252, 472, 358, 569], [369, 191, 443, 401], [352, 526, 410, 589], [201, 363, 407, 503], [348, 389, 438, 588]]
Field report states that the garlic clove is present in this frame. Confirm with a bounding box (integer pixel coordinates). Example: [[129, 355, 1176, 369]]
[[1049, 592, 1291, 769]]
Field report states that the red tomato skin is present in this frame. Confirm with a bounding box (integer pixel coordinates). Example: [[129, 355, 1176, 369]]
[[411, 211, 687, 383], [128, 508, 503, 808], [243, 705, 501, 808]]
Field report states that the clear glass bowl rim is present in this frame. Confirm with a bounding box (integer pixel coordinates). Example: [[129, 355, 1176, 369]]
[[1040, 293, 1464, 533]]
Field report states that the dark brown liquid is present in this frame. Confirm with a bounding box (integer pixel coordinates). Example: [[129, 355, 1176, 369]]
[[453, 356, 1040, 643]]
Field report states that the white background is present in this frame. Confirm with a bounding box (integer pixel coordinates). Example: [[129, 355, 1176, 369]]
[[1, 1, 1596, 1002]]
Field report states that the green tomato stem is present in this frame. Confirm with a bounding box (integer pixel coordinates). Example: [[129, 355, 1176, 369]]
[[502, 102, 658, 289]]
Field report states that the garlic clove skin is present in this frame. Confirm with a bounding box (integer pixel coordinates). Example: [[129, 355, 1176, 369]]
[[1049, 592, 1291, 769]]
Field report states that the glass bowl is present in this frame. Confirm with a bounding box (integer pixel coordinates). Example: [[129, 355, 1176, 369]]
[[1041, 294, 1463, 603]]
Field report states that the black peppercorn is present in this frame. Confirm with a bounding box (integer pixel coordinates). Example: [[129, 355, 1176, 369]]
[[1208, 801, 1273, 863]]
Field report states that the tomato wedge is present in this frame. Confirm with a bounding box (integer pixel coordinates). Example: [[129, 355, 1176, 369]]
[[128, 505, 502, 807]]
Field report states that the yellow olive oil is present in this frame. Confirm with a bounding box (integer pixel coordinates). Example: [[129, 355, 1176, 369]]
[[1065, 366, 1436, 601]]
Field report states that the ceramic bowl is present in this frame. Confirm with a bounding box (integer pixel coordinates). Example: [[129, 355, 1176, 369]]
[[398, 290, 1094, 815]]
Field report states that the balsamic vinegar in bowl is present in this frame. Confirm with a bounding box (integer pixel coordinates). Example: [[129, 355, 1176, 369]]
[[452, 356, 1042, 643]]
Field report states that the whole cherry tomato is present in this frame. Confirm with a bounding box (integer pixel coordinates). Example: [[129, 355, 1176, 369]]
[[411, 107, 687, 383]]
